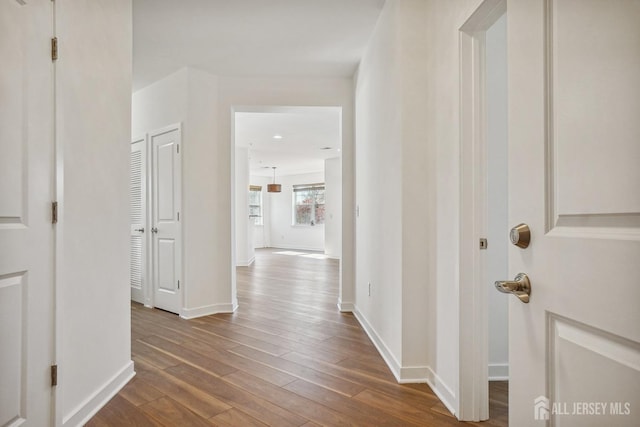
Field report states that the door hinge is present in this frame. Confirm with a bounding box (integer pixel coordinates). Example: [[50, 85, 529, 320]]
[[176, 144, 179, 154], [51, 201, 58, 224], [177, 212, 180, 221], [177, 280, 180, 290], [51, 365, 58, 387], [479, 238, 488, 250], [51, 37, 58, 61]]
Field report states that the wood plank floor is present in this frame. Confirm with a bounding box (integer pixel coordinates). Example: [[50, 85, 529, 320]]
[[88, 248, 507, 426]]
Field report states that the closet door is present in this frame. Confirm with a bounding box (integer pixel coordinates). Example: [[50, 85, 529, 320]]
[[0, 0, 55, 425], [150, 125, 182, 314], [130, 136, 147, 305]]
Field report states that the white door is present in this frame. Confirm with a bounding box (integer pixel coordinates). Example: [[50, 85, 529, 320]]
[[130, 137, 147, 305], [508, 1, 640, 426], [0, 0, 55, 425], [151, 126, 182, 314]]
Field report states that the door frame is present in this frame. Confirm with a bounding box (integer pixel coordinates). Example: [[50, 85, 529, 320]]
[[458, 0, 507, 421], [229, 105, 347, 308]]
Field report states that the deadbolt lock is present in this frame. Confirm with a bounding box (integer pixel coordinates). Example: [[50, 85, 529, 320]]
[[510, 223, 530, 248]]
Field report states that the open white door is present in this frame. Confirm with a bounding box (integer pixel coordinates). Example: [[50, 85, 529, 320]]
[[508, 1, 640, 425], [0, 0, 55, 425], [130, 137, 147, 305], [150, 126, 182, 314]]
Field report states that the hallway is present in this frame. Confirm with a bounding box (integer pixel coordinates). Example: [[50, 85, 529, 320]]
[[88, 249, 506, 426]]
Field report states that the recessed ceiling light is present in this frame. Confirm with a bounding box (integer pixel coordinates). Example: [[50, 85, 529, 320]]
[[273, 135, 283, 140]]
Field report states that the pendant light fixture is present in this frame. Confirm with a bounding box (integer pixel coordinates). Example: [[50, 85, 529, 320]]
[[267, 166, 281, 193]]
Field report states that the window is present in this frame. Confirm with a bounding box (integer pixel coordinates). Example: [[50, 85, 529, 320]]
[[249, 185, 263, 225], [293, 183, 325, 226]]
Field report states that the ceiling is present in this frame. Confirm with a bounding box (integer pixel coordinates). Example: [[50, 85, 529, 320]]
[[133, 0, 386, 90], [235, 107, 341, 177], [134, 0, 384, 177]]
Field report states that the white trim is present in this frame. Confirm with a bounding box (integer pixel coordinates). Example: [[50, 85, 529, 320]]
[[61, 361, 135, 427], [180, 303, 237, 319], [337, 300, 354, 312], [458, 0, 507, 422], [353, 307, 402, 380], [425, 366, 458, 417], [398, 366, 430, 383], [236, 256, 255, 267], [353, 306, 458, 416], [488, 363, 509, 381]]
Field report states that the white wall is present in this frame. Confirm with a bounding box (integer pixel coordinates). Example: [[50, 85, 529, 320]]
[[354, 0, 431, 384], [486, 13, 509, 381], [269, 171, 325, 252], [235, 147, 254, 265], [355, 0, 489, 416], [424, 0, 484, 415], [132, 67, 227, 317], [55, 1, 134, 424], [324, 157, 342, 259], [133, 72, 354, 315]]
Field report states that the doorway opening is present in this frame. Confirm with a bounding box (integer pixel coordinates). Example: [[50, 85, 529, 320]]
[[459, 0, 508, 422], [232, 106, 343, 305], [485, 11, 509, 423]]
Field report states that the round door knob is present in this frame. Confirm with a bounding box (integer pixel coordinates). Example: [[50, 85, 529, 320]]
[[510, 223, 530, 248]]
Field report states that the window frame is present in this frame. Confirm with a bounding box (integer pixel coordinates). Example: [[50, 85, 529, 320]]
[[249, 185, 263, 226], [292, 183, 325, 227]]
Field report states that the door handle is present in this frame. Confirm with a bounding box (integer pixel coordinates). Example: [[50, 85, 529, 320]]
[[151, 227, 158, 233], [495, 273, 531, 303], [134, 228, 145, 233]]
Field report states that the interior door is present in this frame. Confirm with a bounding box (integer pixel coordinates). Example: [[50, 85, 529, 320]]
[[151, 126, 182, 314], [130, 137, 147, 305], [508, 1, 640, 426], [0, 0, 54, 425]]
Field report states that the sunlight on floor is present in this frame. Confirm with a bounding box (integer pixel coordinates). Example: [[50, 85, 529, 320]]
[[273, 250, 329, 260]]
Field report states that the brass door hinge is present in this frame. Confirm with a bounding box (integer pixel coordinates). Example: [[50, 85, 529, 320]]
[[51, 37, 58, 61], [51, 365, 58, 386], [51, 202, 58, 224], [177, 280, 180, 290]]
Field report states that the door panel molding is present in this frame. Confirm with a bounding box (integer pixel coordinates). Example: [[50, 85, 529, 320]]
[[548, 312, 640, 424], [0, 272, 27, 427], [545, 0, 640, 239]]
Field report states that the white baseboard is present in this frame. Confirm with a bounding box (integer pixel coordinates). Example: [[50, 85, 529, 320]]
[[324, 253, 341, 260], [180, 302, 236, 319], [425, 366, 457, 417], [62, 360, 135, 427], [337, 300, 354, 312], [489, 363, 509, 381], [398, 365, 430, 383], [353, 305, 458, 417], [353, 306, 402, 380], [236, 256, 255, 267]]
